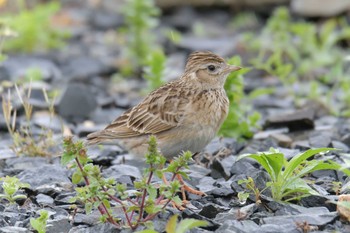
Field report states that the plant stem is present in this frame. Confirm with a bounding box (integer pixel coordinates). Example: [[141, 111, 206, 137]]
[[75, 158, 120, 227]]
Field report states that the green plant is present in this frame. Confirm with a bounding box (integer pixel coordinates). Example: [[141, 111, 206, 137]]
[[238, 177, 264, 204], [30, 210, 49, 233], [0, 176, 30, 204], [62, 136, 192, 230], [219, 56, 264, 139], [120, 0, 160, 72], [143, 48, 166, 91], [2, 83, 57, 156], [1, 1, 69, 52], [137, 214, 208, 233], [237, 148, 350, 202]]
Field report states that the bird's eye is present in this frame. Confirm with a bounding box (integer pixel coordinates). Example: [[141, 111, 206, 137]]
[[207, 65, 216, 71]]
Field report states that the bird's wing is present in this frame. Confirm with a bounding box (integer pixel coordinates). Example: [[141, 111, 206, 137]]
[[102, 81, 190, 138]]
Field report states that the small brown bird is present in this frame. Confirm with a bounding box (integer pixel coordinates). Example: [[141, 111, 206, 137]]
[[87, 51, 241, 159]]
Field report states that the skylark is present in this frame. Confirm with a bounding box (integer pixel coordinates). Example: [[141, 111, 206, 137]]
[[87, 51, 242, 159]]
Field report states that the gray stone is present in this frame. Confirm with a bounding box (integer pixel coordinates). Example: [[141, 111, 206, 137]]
[[230, 160, 258, 176], [36, 194, 54, 205], [17, 164, 72, 191], [262, 212, 337, 226], [331, 141, 349, 152], [0, 56, 61, 82], [178, 36, 238, 58], [264, 109, 315, 131], [215, 220, 260, 233], [74, 211, 101, 226], [47, 218, 72, 233], [32, 111, 63, 133], [309, 131, 332, 148], [0, 226, 30, 233], [103, 164, 142, 179], [57, 83, 98, 119], [291, 0, 350, 17], [5, 157, 49, 173], [61, 56, 111, 80], [271, 133, 293, 148], [89, 9, 124, 30]]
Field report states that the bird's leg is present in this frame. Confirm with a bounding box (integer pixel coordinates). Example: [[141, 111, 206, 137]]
[[176, 174, 206, 196]]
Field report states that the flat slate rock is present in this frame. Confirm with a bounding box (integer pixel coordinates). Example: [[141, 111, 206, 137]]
[[264, 109, 315, 131]]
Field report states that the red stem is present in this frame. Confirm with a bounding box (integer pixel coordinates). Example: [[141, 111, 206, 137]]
[[75, 158, 120, 227]]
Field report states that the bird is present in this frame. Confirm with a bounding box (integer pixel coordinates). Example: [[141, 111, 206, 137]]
[[87, 51, 241, 199]]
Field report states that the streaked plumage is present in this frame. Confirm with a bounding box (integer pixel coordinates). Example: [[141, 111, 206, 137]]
[[87, 51, 241, 159]]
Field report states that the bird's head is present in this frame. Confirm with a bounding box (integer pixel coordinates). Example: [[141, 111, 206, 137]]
[[184, 51, 241, 89]]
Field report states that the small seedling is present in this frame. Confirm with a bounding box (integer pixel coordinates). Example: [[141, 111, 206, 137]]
[[238, 148, 350, 202], [0, 176, 30, 204], [30, 210, 49, 233], [238, 177, 264, 204], [136, 214, 208, 233]]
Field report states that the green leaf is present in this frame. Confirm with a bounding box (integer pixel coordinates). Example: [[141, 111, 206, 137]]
[[165, 215, 178, 233], [135, 230, 158, 233], [284, 148, 335, 179], [176, 218, 209, 233], [85, 202, 92, 214], [147, 185, 157, 200], [72, 171, 82, 184], [30, 210, 48, 233]]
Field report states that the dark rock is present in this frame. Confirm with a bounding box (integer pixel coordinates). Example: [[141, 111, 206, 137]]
[[17, 164, 72, 191], [103, 164, 141, 180], [0, 56, 61, 82], [210, 158, 231, 179], [309, 131, 332, 148], [89, 9, 124, 30], [36, 194, 54, 205], [264, 109, 315, 131], [57, 83, 98, 120], [198, 203, 228, 219], [61, 56, 111, 81], [299, 195, 336, 211], [88, 145, 124, 165]]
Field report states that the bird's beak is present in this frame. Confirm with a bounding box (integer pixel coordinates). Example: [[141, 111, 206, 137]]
[[224, 65, 242, 74]]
